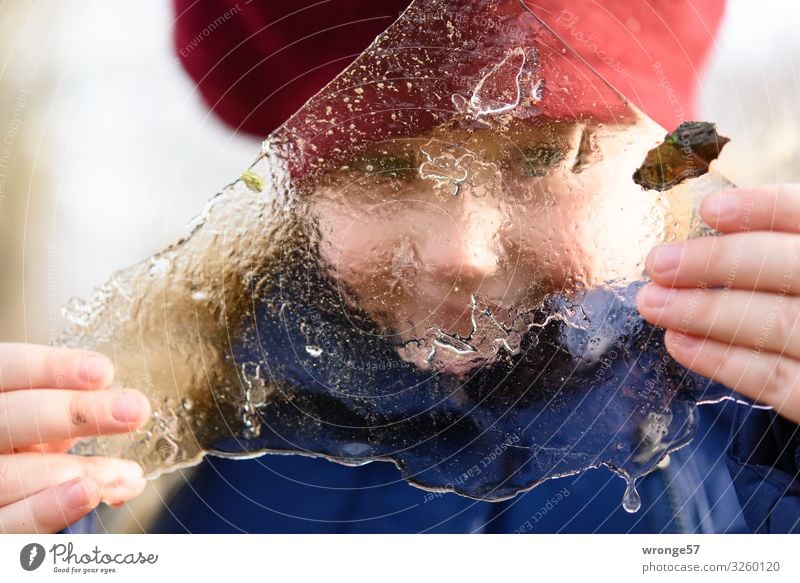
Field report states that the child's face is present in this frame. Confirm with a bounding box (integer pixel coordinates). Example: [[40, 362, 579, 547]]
[[309, 118, 678, 361]]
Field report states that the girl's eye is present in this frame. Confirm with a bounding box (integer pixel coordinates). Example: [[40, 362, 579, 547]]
[[519, 146, 565, 176]]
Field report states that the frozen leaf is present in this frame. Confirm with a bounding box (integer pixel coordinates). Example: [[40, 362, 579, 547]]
[[634, 122, 731, 192], [64, 0, 741, 511]]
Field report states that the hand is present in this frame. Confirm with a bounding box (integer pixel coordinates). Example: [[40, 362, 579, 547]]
[[0, 344, 151, 533], [636, 185, 800, 424]]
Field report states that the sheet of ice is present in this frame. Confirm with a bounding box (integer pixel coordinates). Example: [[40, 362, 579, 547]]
[[64, 0, 739, 511]]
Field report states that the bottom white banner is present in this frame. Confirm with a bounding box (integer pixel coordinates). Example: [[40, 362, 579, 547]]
[[0, 534, 797, 582]]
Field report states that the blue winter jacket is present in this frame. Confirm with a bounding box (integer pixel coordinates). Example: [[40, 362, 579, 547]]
[[64, 397, 798, 533], [132, 400, 795, 533]]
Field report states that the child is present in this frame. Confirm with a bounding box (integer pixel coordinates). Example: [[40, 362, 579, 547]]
[[1, 0, 797, 533]]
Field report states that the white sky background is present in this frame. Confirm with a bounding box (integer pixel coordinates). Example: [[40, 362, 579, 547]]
[[699, 0, 800, 187], [0, 0, 799, 343], [0, 0, 258, 342], [48, 1, 259, 287]]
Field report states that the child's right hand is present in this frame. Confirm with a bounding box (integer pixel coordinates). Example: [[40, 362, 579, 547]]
[[0, 343, 151, 533]]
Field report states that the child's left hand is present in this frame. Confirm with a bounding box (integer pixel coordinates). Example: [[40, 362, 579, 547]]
[[636, 184, 800, 424]]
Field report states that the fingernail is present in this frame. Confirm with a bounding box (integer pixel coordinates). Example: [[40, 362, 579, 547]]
[[77, 354, 113, 385], [111, 391, 147, 424], [65, 478, 99, 509], [665, 332, 700, 352], [647, 243, 683, 277], [702, 192, 739, 221], [640, 285, 672, 309]]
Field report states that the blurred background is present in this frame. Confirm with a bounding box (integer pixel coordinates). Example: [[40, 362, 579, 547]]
[[0, 1, 257, 348], [0, 0, 798, 532]]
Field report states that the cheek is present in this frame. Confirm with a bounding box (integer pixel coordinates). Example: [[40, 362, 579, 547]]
[[315, 204, 418, 280], [318, 215, 389, 278], [511, 172, 668, 288]]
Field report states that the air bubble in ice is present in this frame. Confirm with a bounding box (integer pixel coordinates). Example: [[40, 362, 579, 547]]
[[418, 148, 472, 196], [532, 78, 545, 102], [241, 404, 262, 439], [63, 284, 116, 329], [468, 47, 526, 116], [148, 257, 172, 278], [190, 290, 208, 302], [155, 436, 179, 463], [305, 345, 323, 358], [63, 297, 91, 327], [632, 410, 674, 464]]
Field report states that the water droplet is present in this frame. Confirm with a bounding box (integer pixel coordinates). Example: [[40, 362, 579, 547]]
[[622, 480, 641, 513]]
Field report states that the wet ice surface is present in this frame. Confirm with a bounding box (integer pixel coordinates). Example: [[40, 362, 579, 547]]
[[65, 0, 739, 511]]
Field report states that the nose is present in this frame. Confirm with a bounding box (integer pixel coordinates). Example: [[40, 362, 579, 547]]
[[462, 196, 504, 276], [419, 194, 505, 283]]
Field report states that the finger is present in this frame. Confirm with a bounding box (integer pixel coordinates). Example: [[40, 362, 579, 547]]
[[700, 185, 800, 235], [0, 388, 151, 451], [0, 476, 100, 534], [13, 438, 81, 455], [664, 330, 800, 424], [0, 344, 114, 392], [0, 453, 146, 507], [644, 232, 800, 294], [637, 285, 800, 359]]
